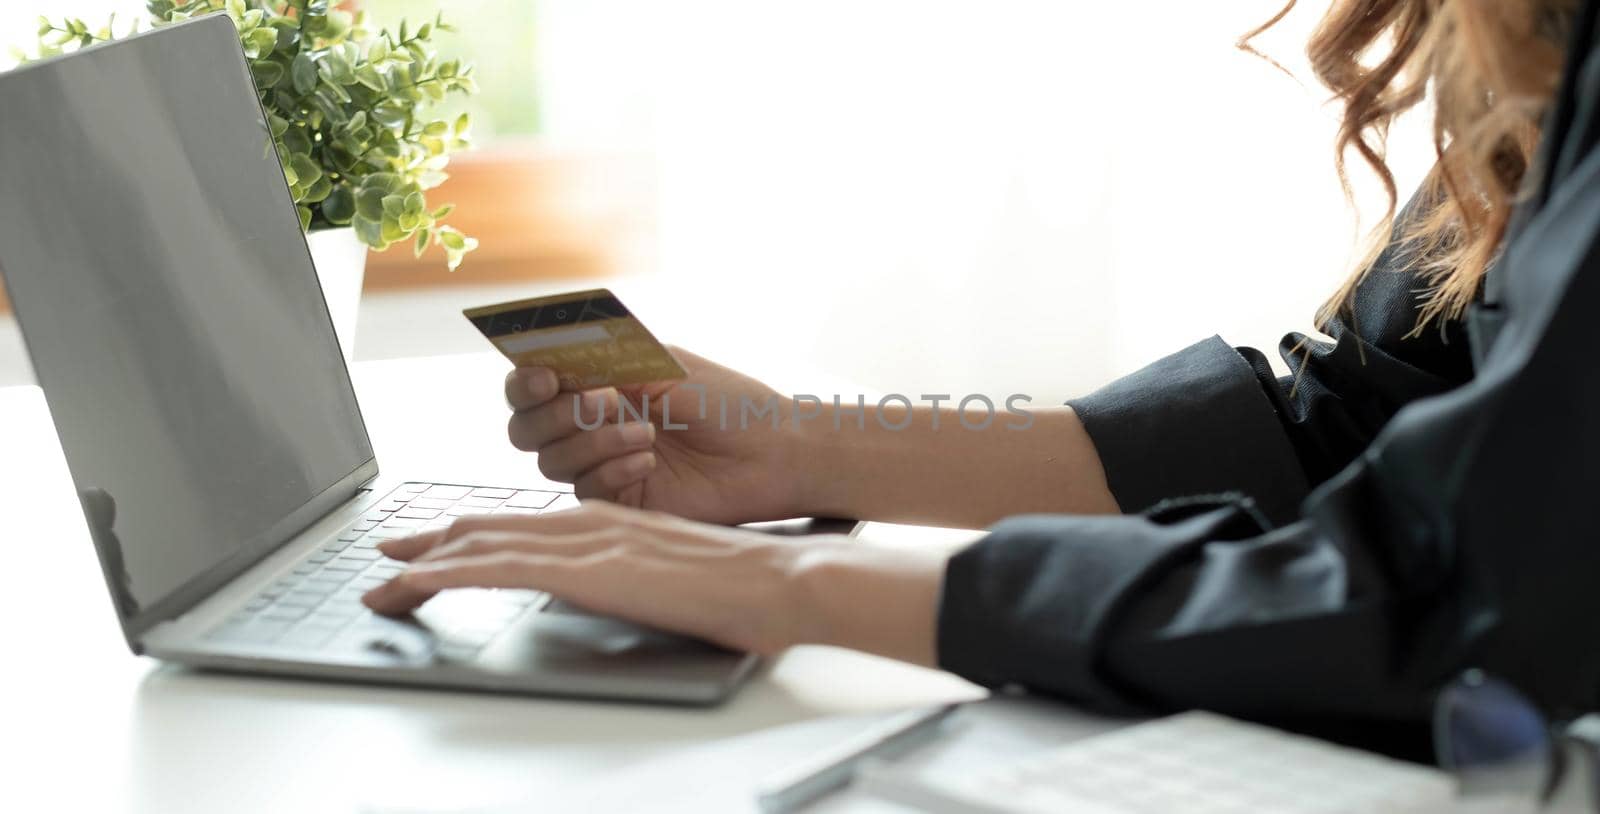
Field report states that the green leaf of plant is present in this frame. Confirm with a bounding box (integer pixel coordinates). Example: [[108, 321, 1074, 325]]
[[320, 79, 351, 105], [251, 60, 285, 89], [309, 89, 345, 125], [326, 50, 355, 85], [288, 153, 322, 186], [371, 102, 407, 128], [438, 229, 465, 251], [37, 17, 53, 37], [430, 204, 455, 220], [353, 214, 383, 248], [366, 172, 403, 193], [322, 185, 356, 225], [290, 52, 316, 95], [226, 0, 246, 20], [281, 124, 312, 157], [297, 205, 313, 232], [413, 227, 430, 258], [247, 27, 277, 58], [381, 194, 406, 218], [303, 174, 334, 204], [355, 63, 385, 92], [355, 188, 386, 221], [403, 191, 426, 215]]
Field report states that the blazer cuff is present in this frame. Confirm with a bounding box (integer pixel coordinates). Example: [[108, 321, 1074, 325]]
[[1068, 336, 1310, 525], [935, 501, 1270, 711]]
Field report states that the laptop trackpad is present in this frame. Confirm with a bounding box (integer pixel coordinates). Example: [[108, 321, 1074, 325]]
[[480, 600, 732, 674]]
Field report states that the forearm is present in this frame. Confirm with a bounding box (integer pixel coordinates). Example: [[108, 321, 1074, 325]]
[[793, 402, 1119, 527], [789, 541, 949, 668]]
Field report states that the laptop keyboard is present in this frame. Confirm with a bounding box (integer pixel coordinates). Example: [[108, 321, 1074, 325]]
[[207, 482, 577, 661]]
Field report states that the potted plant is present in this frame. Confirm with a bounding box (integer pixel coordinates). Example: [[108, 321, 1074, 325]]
[[27, 0, 479, 359]]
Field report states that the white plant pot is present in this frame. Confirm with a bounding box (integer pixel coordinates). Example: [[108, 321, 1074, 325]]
[[304, 228, 368, 363]]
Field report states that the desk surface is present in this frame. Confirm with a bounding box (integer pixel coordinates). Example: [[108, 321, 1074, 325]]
[[0, 352, 1035, 814]]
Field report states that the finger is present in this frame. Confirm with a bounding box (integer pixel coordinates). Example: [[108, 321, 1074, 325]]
[[535, 420, 655, 482], [504, 367, 560, 411], [363, 552, 579, 616], [413, 526, 625, 564], [376, 527, 449, 562], [507, 388, 619, 452], [374, 500, 650, 560], [572, 451, 658, 500]]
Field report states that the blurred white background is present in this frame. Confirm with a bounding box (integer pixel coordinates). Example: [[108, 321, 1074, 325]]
[[0, 1, 1437, 401]]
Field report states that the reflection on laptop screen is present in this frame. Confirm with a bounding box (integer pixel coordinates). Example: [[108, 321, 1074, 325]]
[[0, 17, 373, 618]]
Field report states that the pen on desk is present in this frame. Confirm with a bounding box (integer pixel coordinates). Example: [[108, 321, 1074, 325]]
[[755, 703, 961, 814]]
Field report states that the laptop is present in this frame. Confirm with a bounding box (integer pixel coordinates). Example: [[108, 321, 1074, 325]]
[[0, 14, 759, 704]]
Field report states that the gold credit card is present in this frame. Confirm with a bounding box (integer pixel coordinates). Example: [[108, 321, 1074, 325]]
[[463, 288, 687, 389]]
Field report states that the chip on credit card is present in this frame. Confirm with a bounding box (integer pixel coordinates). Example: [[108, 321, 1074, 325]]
[[463, 288, 687, 389]]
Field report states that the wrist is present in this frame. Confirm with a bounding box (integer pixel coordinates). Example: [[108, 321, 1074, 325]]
[[781, 399, 868, 518], [784, 539, 948, 667]]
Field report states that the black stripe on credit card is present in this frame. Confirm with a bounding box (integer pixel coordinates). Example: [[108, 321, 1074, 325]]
[[469, 294, 631, 337]]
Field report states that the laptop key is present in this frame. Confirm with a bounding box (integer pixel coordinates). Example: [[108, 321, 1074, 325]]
[[395, 507, 442, 520], [545, 494, 581, 512], [400, 482, 429, 493], [407, 497, 454, 510], [341, 548, 381, 562], [326, 558, 368, 571], [353, 521, 378, 532], [471, 487, 516, 499], [261, 580, 295, 598], [422, 485, 472, 500], [262, 605, 312, 622], [214, 619, 293, 645], [323, 540, 352, 553], [277, 590, 325, 607], [506, 490, 560, 509], [459, 496, 503, 509], [352, 575, 388, 591], [306, 570, 355, 584]]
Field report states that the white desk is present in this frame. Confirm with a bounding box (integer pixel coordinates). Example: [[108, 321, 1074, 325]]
[[0, 352, 1136, 813]]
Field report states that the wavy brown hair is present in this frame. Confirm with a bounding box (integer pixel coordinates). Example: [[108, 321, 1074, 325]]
[[1245, 0, 1575, 335]]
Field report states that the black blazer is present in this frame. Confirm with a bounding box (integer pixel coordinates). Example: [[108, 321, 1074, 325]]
[[936, 1, 1600, 755]]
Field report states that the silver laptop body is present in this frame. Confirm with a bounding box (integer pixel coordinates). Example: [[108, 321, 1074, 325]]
[[0, 14, 760, 704]]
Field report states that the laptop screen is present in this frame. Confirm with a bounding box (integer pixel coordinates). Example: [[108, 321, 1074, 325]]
[[0, 17, 374, 622]]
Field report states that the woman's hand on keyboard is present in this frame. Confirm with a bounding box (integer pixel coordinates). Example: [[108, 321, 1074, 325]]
[[505, 347, 821, 525], [361, 500, 948, 663]]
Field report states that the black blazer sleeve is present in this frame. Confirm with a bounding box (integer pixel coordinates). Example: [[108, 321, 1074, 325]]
[[1070, 198, 1475, 525], [941, 6, 1600, 742]]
